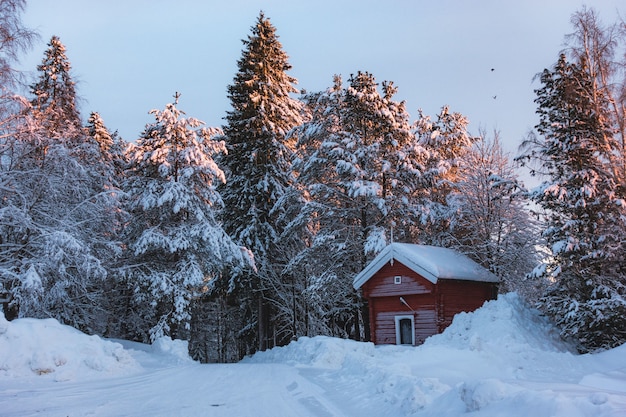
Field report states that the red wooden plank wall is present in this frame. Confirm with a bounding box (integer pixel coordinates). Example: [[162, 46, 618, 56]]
[[361, 260, 498, 346], [370, 294, 437, 345], [364, 261, 434, 298], [437, 280, 497, 330]]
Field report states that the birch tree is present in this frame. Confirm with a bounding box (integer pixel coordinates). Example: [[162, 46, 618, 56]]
[[451, 130, 542, 299]]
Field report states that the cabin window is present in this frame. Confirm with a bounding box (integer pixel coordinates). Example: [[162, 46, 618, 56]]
[[394, 315, 415, 345], [394, 275, 402, 284]]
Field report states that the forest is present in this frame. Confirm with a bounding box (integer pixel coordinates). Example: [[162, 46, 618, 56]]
[[0, 0, 624, 362]]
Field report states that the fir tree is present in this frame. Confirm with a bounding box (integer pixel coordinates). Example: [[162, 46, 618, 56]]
[[87, 111, 113, 156], [287, 72, 424, 339], [1, 28, 121, 332], [86, 111, 128, 184], [29, 35, 82, 139], [518, 53, 626, 351], [123, 94, 249, 343], [219, 12, 302, 351], [412, 106, 477, 246]]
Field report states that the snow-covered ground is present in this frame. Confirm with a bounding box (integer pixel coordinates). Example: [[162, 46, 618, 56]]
[[2, 293, 626, 416]]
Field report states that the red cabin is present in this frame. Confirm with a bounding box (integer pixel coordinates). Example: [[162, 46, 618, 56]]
[[353, 243, 499, 345]]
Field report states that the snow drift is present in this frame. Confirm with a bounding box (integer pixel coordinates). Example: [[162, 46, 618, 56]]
[[248, 293, 626, 416], [0, 312, 139, 381], [2, 293, 626, 416]]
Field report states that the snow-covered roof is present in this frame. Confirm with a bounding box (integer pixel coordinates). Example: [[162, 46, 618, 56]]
[[353, 243, 499, 289]]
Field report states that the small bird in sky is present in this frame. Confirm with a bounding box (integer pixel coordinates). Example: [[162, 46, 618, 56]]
[[491, 68, 495, 71], [493, 95, 497, 99]]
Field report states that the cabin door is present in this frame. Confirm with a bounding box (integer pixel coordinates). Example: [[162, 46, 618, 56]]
[[395, 315, 415, 345]]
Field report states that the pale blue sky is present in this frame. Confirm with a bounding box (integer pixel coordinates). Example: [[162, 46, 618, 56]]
[[18, 0, 625, 161]]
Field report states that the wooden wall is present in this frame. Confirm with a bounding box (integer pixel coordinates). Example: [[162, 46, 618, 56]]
[[361, 260, 497, 345], [369, 293, 438, 345], [437, 279, 497, 331], [362, 261, 433, 298]]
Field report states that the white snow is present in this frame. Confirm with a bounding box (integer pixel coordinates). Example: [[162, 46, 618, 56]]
[[0, 313, 139, 381], [354, 243, 499, 290], [2, 293, 626, 416]]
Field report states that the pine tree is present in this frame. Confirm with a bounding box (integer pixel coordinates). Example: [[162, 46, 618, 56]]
[[518, 53, 626, 351], [86, 111, 128, 184], [123, 94, 249, 343], [1, 29, 121, 333], [411, 106, 477, 245], [29, 35, 82, 139], [287, 72, 424, 339], [219, 12, 302, 351]]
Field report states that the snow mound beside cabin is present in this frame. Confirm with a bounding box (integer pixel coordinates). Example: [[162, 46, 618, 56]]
[[0, 313, 140, 381], [250, 293, 573, 369], [425, 292, 571, 353], [249, 293, 611, 416], [421, 292, 584, 383]]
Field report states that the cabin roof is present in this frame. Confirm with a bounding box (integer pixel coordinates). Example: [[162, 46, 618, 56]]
[[353, 243, 499, 290]]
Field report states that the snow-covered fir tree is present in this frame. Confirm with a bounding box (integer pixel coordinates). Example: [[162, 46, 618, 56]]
[[86, 111, 128, 184], [287, 72, 425, 339], [87, 111, 113, 156], [123, 94, 250, 344], [219, 12, 302, 352], [29, 35, 82, 140], [1, 31, 122, 334], [412, 106, 478, 246], [518, 53, 626, 351]]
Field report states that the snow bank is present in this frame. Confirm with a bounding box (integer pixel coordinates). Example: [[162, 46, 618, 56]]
[[249, 293, 626, 416], [151, 336, 195, 364], [112, 336, 196, 368], [2, 293, 625, 416], [423, 292, 584, 382], [0, 312, 139, 381], [245, 335, 376, 369], [250, 293, 573, 372], [425, 292, 571, 353]]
